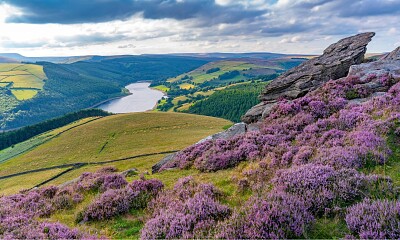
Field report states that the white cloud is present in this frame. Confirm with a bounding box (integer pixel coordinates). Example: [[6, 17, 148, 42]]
[[0, 0, 398, 56]]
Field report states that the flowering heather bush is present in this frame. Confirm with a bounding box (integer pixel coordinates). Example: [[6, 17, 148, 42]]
[[52, 188, 84, 210], [346, 199, 400, 239], [81, 188, 133, 221], [80, 178, 163, 222], [0, 168, 135, 238], [75, 168, 127, 192], [99, 174, 128, 192], [141, 176, 230, 239], [215, 191, 314, 239], [0, 214, 88, 239], [271, 164, 394, 215], [0, 196, 88, 239]]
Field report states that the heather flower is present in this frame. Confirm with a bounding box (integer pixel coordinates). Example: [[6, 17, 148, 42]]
[[345, 199, 400, 239], [215, 191, 313, 239], [99, 174, 128, 192], [52, 188, 83, 210], [75, 169, 128, 193], [81, 178, 163, 222], [141, 177, 230, 239], [309, 100, 329, 118], [272, 164, 381, 215], [81, 188, 133, 221]]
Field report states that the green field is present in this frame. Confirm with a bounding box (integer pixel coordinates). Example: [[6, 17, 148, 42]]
[[167, 60, 276, 84], [0, 63, 47, 101], [0, 117, 101, 164], [11, 89, 39, 100], [0, 112, 231, 194], [179, 82, 195, 89], [151, 84, 170, 92]]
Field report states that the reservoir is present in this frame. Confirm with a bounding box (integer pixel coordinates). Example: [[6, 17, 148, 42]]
[[98, 82, 164, 113]]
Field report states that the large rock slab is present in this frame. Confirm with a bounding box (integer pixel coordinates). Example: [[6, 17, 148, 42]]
[[197, 123, 247, 143], [242, 32, 375, 123], [152, 152, 178, 173], [381, 46, 400, 61]]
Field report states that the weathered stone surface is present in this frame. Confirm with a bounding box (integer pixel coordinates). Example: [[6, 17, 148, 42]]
[[242, 32, 375, 123], [381, 46, 400, 61], [121, 168, 138, 177], [59, 177, 79, 188], [241, 102, 267, 124], [345, 46, 400, 103], [197, 123, 247, 144], [152, 152, 178, 173]]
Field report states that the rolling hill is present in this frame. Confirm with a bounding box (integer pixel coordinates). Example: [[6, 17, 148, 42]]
[[0, 112, 232, 194]]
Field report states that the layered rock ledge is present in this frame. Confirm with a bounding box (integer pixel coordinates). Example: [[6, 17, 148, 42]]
[[242, 32, 375, 123]]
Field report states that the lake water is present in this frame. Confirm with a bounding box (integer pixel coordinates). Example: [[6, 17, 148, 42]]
[[98, 82, 164, 113]]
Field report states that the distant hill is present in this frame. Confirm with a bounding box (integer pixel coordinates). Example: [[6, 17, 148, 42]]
[[0, 57, 19, 63], [0, 53, 95, 64], [0, 52, 316, 64], [165, 52, 308, 59]]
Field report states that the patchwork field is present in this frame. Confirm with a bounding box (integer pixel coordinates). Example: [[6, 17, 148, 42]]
[[0, 63, 47, 101], [167, 60, 280, 84], [178, 82, 195, 89], [0, 112, 231, 194]]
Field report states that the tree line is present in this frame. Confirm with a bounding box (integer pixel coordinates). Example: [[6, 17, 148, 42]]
[[0, 109, 110, 151]]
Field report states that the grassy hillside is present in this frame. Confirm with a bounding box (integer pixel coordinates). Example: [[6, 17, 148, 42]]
[[0, 112, 231, 194]]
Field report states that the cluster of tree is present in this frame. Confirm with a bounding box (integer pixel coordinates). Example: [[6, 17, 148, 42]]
[[185, 82, 266, 122], [218, 70, 240, 80], [0, 109, 110, 151], [156, 98, 174, 111], [257, 73, 280, 81], [205, 67, 220, 74], [181, 75, 193, 80]]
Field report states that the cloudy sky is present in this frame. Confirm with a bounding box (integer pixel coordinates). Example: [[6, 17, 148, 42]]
[[0, 0, 399, 56]]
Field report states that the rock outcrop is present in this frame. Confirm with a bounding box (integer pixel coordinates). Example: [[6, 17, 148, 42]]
[[197, 123, 247, 143], [381, 46, 400, 61], [152, 152, 178, 173], [242, 32, 375, 123]]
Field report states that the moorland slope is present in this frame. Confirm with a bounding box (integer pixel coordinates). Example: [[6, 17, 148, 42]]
[[0, 33, 399, 239]]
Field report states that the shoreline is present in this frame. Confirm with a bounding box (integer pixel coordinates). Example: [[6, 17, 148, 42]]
[[149, 85, 168, 111], [97, 82, 166, 113], [149, 87, 167, 112], [91, 80, 155, 109], [88, 93, 132, 109]]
